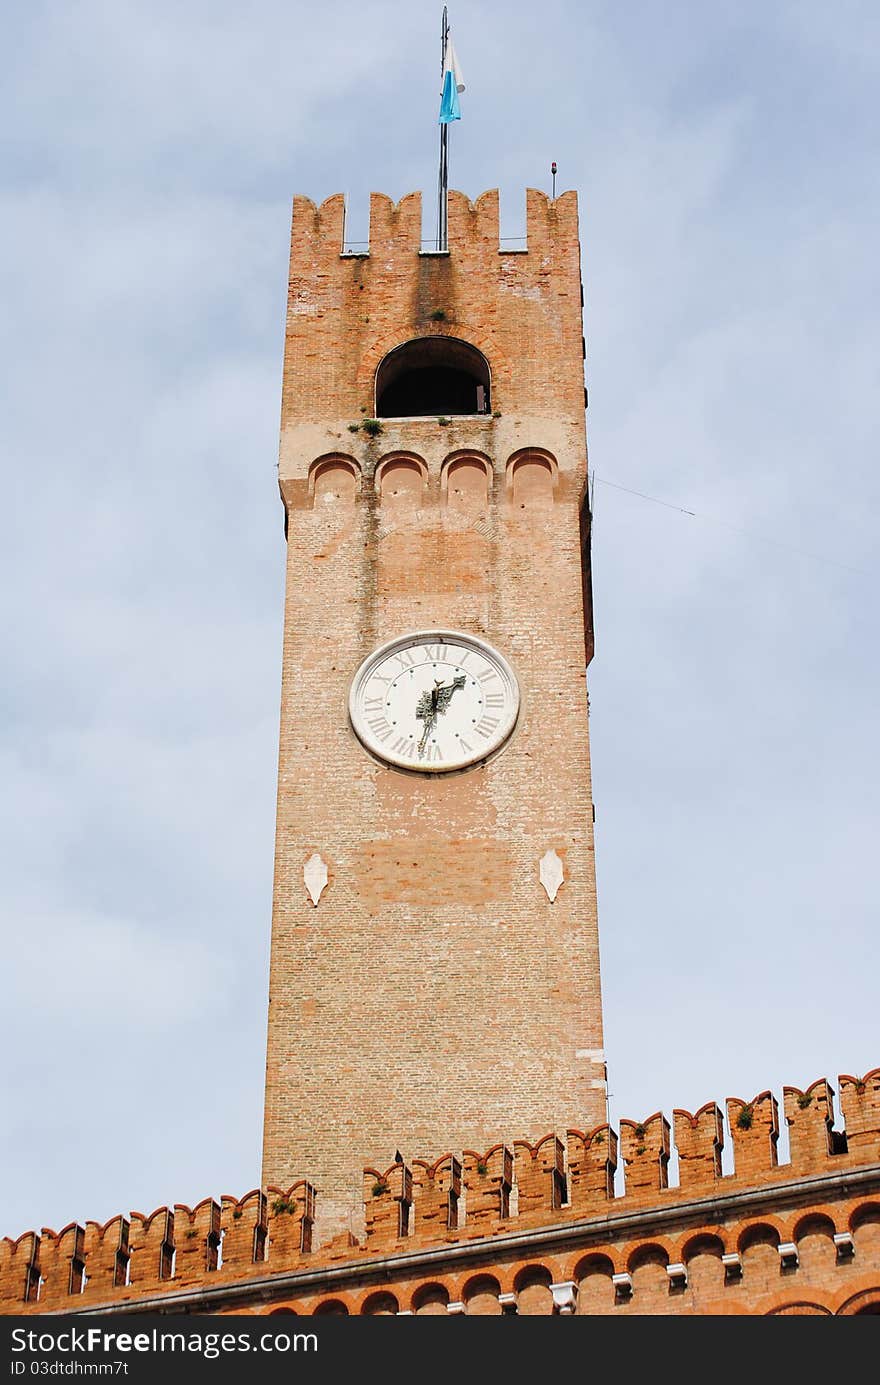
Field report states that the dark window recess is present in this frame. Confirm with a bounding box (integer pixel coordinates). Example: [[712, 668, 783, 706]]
[[446, 1188, 459, 1230], [68, 1226, 86, 1295], [376, 337, 490, 418], [24, 1262, 41, 1303], [158, 1212, 175, 1281], [206, 1202, 222, 1272], [113, 1219, 130, 1287], [551, 1168, 568, 1210]]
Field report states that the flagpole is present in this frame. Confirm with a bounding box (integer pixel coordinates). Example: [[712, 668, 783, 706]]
[[437, 6, 449, 251]]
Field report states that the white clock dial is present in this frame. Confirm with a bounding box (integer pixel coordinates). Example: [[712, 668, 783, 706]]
[[349, 631, 520, 773]]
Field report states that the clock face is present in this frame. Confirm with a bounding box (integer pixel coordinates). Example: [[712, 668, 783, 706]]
[[349, 631, 520, 773]]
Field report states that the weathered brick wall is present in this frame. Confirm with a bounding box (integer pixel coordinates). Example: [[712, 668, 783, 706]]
[[4, 1068, 877, 1317], [262, 188, 605, 1233]]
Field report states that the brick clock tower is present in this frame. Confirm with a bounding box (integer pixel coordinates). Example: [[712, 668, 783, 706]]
[[262, 187, 606, 1234]]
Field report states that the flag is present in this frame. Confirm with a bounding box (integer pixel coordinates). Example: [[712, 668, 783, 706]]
[[438, 37, 465, 124]]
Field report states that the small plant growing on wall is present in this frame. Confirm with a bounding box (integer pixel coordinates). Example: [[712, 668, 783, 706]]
[[371, 1181, 388, 1198], [797, 1093, 814, 1109], [476, 1161, 488, 1176], [736, 1105, 754, 1131], [429, 309, 447, 321], [361, 418, 383, 437], [437, 416, 450, 426], [347, 422, 360, 432]]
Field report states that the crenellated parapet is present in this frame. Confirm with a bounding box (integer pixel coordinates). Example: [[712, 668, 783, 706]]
[[462, 1145, 513, 1231], [3, 1068, 878, 1313], [783, 1080, 837, 1172], [410, 1154, 461, 1244], [567, 1125, 618, 1209], [726, 1090, 780, 1180], [619, 1113, 671, 1201], [363, 1164, 412, 1246], [265, 1181, 315, 1262], [0, 1231, 40, 1306], [839, 1069, 880, 1156], [279, 186, 587, 457], [218, 1190, 268, 1275], [289, 188, 578, 267], [514, 1135, 568, 1220], [673, 1103, 724, 1192]]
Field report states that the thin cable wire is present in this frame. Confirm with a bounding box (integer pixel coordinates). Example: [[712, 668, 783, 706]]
[[593, 473, 866, 576]]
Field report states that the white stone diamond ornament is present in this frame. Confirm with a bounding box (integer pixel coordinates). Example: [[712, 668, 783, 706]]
[[304, 852, 329, 907], [539, 849, 564, 903]]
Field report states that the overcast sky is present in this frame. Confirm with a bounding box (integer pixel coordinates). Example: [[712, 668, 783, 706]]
[[2, 1, 877, 1239]]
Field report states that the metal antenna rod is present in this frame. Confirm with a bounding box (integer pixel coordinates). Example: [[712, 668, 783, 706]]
[[551, 160, 557, 199], [437, 6, 449, 251]]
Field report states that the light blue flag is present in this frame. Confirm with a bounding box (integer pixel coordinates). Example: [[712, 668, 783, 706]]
[[438, 37, 465, 124]]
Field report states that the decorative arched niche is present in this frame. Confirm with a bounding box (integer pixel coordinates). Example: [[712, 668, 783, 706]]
[[442, 452, 491, 515], [360, 1290, 398, 1316], [412, 1282, 449, 1316], [376, 454, 428, 508], [462, 1273, 502, 1316], [376, 338, 491, 418], [512, 1265, 554, 1316], [313, 1298, 349, 1315], [572, 1252, 614, 1315], [309, 455, 360, 507], [507, 448, 557, 506]]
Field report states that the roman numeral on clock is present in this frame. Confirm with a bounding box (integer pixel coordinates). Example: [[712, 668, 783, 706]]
[[484, 692, 505, 710], [475, 714, 500, 739], [367, 715, 394, 743]]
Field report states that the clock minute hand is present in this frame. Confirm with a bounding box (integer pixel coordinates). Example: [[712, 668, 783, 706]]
[[417, 717, 435, 756], [416, 685, 438, 756], [416, 677, 466, 757]]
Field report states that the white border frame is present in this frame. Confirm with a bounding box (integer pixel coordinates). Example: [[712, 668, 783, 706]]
[[348, 629, 520, 774]]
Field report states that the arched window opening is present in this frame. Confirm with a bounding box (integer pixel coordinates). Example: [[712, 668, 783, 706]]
[[376, 338, 490, 418]]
